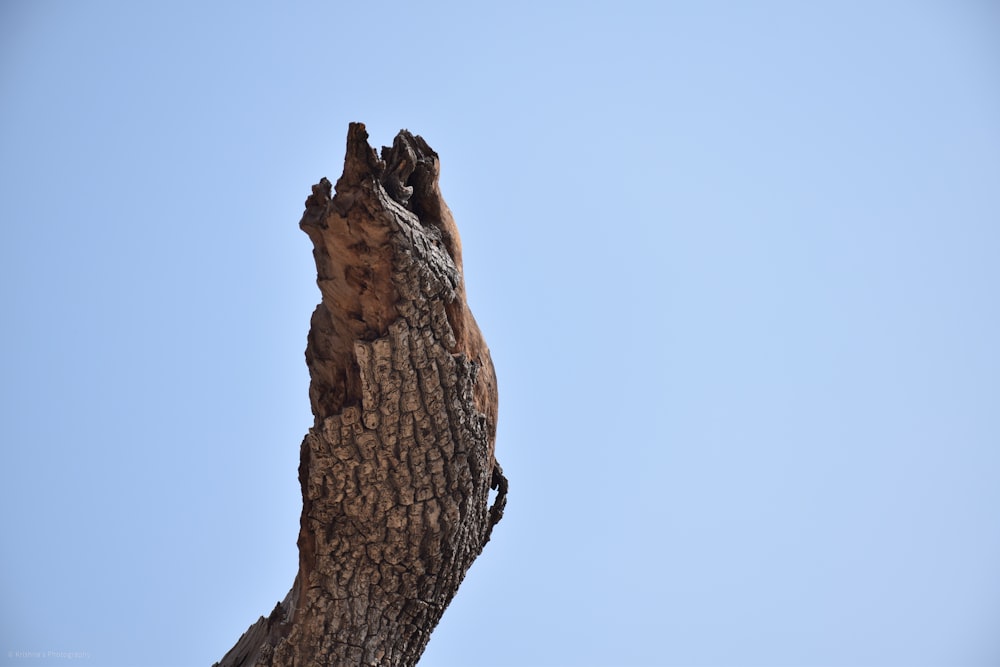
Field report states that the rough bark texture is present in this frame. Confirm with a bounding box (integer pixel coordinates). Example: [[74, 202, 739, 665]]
[[215, 123, 506, 667]]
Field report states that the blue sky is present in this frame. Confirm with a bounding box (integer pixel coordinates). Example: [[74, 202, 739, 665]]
[[2, 2, 999, 665]]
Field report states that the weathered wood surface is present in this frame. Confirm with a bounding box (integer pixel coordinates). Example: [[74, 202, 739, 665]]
[[216, 123, 505, 667]]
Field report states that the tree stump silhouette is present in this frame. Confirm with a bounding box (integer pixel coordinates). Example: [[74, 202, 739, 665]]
[[215, 123, 506, 667]]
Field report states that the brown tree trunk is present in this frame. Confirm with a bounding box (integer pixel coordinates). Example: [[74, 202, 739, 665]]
[[215, 123, 506, 667]]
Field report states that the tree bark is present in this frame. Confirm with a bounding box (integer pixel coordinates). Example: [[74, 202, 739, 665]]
[[215, 123, 506, 667]]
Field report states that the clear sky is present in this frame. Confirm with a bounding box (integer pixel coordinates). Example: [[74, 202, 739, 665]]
[[2, 2, 999, 666]]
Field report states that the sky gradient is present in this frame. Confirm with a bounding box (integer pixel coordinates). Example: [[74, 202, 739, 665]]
[[2, 2, 999, 665]]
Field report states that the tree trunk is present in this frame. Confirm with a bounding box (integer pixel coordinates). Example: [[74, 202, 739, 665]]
[[215, 123, 506, 667]]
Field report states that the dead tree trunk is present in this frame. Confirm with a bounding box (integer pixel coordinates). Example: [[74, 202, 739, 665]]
[[215, 123, 506, 667]]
